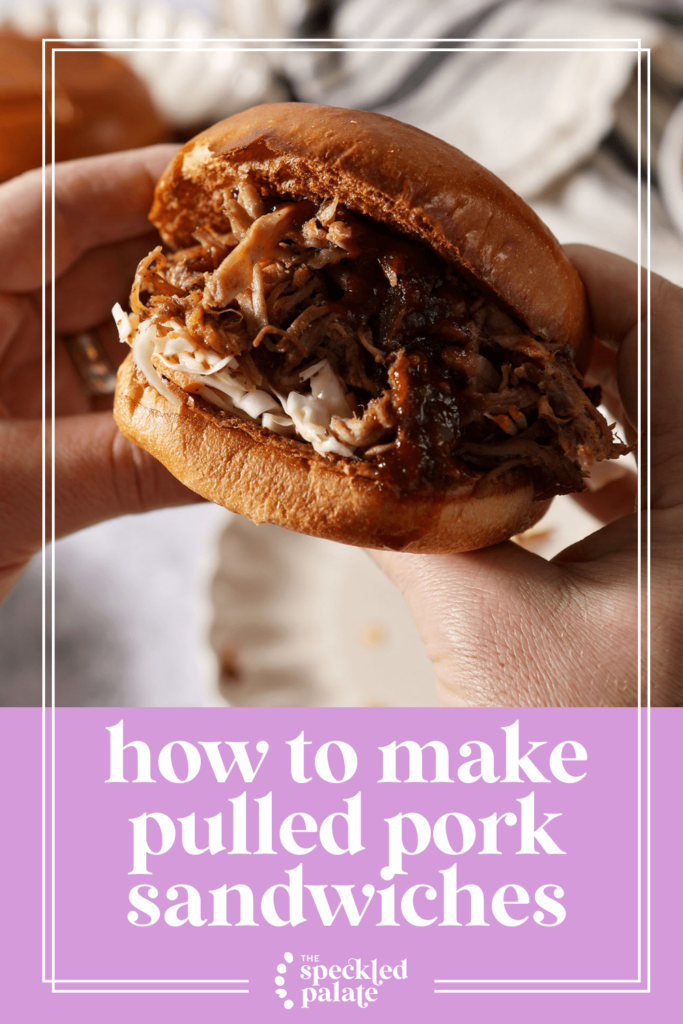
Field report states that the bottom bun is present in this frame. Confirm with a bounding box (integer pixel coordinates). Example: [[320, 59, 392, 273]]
[[113, 354, 551, 553]]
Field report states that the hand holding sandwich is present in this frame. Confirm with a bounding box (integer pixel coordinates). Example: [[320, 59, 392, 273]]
[[1, 138, 678, 709], [0, 147, 201, 604], [110, 107, 654, 707], [373, 246, 682, 707]]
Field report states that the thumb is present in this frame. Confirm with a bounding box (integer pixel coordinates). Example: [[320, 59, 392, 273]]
[[369, 542, 572, 707], [369, 532, 638, 708], [55, 412, 203, 538]]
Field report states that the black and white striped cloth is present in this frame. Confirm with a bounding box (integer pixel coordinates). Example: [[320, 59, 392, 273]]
[[233, 0, 683, 279], [268, 1, 680, 197]]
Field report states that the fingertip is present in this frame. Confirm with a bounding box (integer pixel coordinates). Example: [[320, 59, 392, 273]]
[[571, 469, 638, 525], [54, 144, 180, 276], [563, 243, 640, 347]]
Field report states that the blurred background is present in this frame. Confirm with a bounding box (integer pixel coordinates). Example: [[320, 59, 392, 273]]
[[0, 0, 681, 707]]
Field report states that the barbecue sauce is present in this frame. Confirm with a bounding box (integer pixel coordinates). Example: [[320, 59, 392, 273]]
[[135, 193, 627, 497]]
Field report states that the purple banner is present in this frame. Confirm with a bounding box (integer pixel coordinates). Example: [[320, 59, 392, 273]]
[[1, 707, 680, 1021]]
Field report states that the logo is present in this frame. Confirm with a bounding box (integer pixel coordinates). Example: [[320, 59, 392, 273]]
[[276, 954, 408, 1009], [275, 951, 295, 1010]]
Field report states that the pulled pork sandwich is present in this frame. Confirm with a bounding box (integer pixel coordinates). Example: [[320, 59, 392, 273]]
[[113, 103, 628, 552]]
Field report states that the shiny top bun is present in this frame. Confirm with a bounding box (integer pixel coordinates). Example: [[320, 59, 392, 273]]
[[150, 102, 592, 364]]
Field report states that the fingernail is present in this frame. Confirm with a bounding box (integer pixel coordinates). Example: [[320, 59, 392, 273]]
[[585, 460, 631, 492]]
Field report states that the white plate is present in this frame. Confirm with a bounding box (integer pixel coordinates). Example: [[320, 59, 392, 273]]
[[205, 492, 609, 709]]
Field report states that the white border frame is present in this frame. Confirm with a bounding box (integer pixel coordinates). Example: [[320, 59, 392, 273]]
[[41, 34, 651, 998]]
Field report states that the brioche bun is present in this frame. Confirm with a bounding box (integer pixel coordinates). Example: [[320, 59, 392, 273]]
[[114, 103, 595, 553], [115, 353, 551, 552]]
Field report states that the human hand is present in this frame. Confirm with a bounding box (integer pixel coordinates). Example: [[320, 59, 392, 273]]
[[371, 246, 682, 708], [0, 147, 203, 604]]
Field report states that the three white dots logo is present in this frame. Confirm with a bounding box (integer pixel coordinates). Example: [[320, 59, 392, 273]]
[[275, 951, 295, 1010]]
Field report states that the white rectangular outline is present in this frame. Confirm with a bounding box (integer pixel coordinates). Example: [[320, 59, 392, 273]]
[[51, 42, 56, 994], [646, 43, 652, 996], [46, 36, 645, 46], [41, 35, 650, 998], [49, 47, 643, 54], [41, 32, 47, 990]]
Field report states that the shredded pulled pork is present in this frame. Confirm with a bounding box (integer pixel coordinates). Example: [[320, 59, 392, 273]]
[[116, 180, 629, 494]]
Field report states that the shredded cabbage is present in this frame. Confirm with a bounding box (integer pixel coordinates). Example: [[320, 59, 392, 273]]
[[115, 309, 357, 459], [282, 362, 355, 457], [112, 303, 132, 341], [263, 412, 296, 436], [131, 321, 182, 408]]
